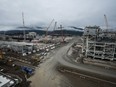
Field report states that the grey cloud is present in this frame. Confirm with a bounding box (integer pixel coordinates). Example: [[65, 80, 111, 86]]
[[0, 0, 116, 28]]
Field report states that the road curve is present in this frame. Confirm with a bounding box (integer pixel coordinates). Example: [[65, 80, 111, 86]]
[[29, 37, 116, 87]]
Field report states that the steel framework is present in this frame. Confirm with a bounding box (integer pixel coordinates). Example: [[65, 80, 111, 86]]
[[83, 26, 116, 60]]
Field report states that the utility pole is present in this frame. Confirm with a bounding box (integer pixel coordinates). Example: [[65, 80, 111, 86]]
[[22, 12, 26, 42]]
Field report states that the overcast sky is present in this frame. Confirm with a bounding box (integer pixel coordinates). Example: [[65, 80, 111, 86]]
[[0, 0, 116, 28]]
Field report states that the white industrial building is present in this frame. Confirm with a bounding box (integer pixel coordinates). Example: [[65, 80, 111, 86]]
[[83, 26, 116, 60]]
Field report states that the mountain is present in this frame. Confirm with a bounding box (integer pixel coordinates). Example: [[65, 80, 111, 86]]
[[0, 26, 84, 36], [50, 29, 83, 36], [69, 26, 84, 30]]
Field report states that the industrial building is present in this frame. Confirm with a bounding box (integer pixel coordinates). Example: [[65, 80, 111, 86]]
[[0, 41, 37, 56], [0, 72, 19, 87], [83, 26, 116, 61]]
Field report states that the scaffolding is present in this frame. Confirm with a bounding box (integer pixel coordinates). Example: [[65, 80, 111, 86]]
[[83, 26, 116, 61]]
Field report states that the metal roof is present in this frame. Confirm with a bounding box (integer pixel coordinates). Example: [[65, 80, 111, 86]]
[[0, 73, 15, 87]]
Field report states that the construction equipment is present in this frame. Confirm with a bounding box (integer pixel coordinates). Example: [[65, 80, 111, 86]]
[[104, 14, 109, 30], [22, 12, 26, 42], [52, 21, 57, 39], [59, 25, 65, 42], [45, 19, 54, 36], [45, 19, 54, 43]]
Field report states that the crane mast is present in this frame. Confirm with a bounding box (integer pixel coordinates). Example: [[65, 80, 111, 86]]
[[60, 25, 65, 42], [52, 22, 57, 39], [22, 12, 26, 42], [104, 14, 109, 30]]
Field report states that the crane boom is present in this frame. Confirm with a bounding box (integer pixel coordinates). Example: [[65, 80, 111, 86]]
[[46, 19, 54, 36], [52, 22, 57, 39], [45, 19, 54, 44]]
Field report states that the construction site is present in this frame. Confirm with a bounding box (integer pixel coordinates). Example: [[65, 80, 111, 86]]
[[69, 15, 116, 70], [0, 17, 73, 86], [0, 36, 73, 87]]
